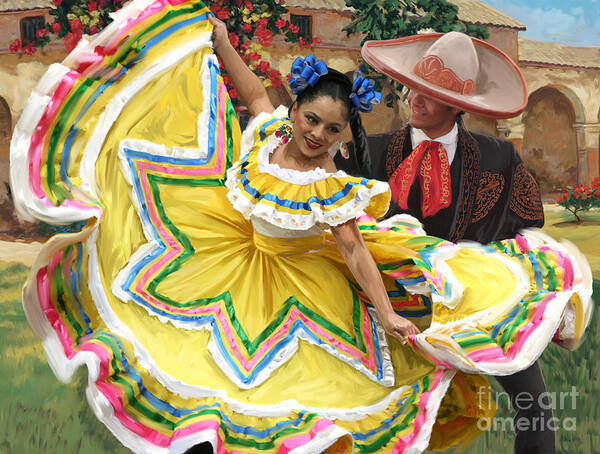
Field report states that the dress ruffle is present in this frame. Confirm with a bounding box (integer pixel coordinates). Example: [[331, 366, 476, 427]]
[[226, 107, 390, 230]]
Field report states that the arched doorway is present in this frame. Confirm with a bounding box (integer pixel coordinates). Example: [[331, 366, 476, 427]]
[[522, 87, 578, 193]]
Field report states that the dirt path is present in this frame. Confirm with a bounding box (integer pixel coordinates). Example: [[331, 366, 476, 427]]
[[0, 240, 43, 266]]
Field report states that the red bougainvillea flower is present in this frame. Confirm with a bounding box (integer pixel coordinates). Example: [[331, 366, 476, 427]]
[[591, 176, 600, 190], [243, 1, 253, 11], [312, 37, 321, 45], [51, 22, 61, 33], [9, 39, 21, 53], [35, 28, 48, 39], [242, 23, 252, 33], [275, 19, 286, 29], [256, 26, 273, 46], [212, 6, 229, 20], [228, 32, 240, 48], [22, 44, 36, 55], [269, 70, 282, 88], [69, 18, 84, 34], [64, 32, 82, 52], [298, 36, 311, 49], [257, 60, 270, 73], [257, 18, 268, 27], [246, 51, 261, 61], [289, 24, 299, 34], [52, 0, 62, 5], [87, 0, 97, 11], [89, 25, 99, 34]]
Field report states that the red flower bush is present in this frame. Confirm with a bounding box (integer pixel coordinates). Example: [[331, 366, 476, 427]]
[[556, 179, 600, 222]]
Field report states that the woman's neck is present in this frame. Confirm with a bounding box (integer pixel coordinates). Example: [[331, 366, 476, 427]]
[[272, 138, 328, 172]]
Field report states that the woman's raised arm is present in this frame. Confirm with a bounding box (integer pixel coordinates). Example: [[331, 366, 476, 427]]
[[331, 219, 420, 341], [208, 15, 274, 117]]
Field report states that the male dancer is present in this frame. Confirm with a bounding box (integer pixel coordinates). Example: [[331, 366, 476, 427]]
[[336, 32, 552, 453]]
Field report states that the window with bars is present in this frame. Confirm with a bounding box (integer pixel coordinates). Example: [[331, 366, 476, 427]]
[[290, 14, 312, 40], [21, 16, 45, 45]]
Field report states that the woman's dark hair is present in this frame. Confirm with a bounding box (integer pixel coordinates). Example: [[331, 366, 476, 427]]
[[288, 68, 372, 176]]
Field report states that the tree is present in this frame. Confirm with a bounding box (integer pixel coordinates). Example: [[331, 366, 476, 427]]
[[343, 0, 489, 106], [9, 0, 320, 106]]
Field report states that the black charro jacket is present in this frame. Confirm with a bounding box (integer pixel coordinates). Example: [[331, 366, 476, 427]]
[[335, 125, 544, 243]]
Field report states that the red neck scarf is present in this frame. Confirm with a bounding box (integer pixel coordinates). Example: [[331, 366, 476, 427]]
[[388, 140, 452, 218]]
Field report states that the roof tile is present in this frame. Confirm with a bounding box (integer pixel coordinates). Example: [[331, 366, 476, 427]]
[[519, 38, 600, 69]]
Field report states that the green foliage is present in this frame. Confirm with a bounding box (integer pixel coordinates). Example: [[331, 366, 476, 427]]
[[344, 0, 489, 106], [9, 0, 319, 105]]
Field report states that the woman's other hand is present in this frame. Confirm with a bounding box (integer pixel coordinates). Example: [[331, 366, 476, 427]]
[[380, 311, 420, 342], [208, 14, 229, 53]]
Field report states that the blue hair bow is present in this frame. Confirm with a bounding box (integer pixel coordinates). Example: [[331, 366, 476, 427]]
[[288, 56, 329, 95], [349, 71, 382, 114]]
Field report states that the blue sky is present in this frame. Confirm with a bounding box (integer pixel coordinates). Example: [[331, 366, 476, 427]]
[[484, 0, 600, 46]]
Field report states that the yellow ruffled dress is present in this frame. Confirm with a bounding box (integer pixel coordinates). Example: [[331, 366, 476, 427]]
[[13, 2, 592, 452]]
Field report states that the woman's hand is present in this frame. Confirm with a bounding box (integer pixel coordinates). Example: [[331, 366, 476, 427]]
[[380, 311, 420, 342], [208, 14, 230, 53]]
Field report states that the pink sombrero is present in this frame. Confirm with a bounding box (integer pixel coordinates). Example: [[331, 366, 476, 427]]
[[362, 31, 528, 119]]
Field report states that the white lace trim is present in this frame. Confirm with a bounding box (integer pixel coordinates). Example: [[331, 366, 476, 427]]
[[412, 229, 594, 376], [226, 106, 390, 230], [226, 176, 389, 230]]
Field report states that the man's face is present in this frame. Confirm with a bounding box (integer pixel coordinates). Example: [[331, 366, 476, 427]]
[[407, 89, 460, 137]]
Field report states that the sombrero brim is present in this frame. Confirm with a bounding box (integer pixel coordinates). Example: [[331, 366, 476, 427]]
[[362, 34, 528, 119]]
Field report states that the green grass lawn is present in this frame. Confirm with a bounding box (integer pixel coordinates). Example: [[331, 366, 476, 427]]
[[1, 206, 598, 453]]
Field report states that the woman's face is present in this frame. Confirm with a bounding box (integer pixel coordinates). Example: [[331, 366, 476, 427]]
[[290, 96, 348, 158]]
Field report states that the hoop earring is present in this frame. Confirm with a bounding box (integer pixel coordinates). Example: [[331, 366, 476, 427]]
[[327, 141, 349, 159]]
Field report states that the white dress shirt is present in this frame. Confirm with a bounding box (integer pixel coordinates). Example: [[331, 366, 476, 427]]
[[410, 122, 459, 165]]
